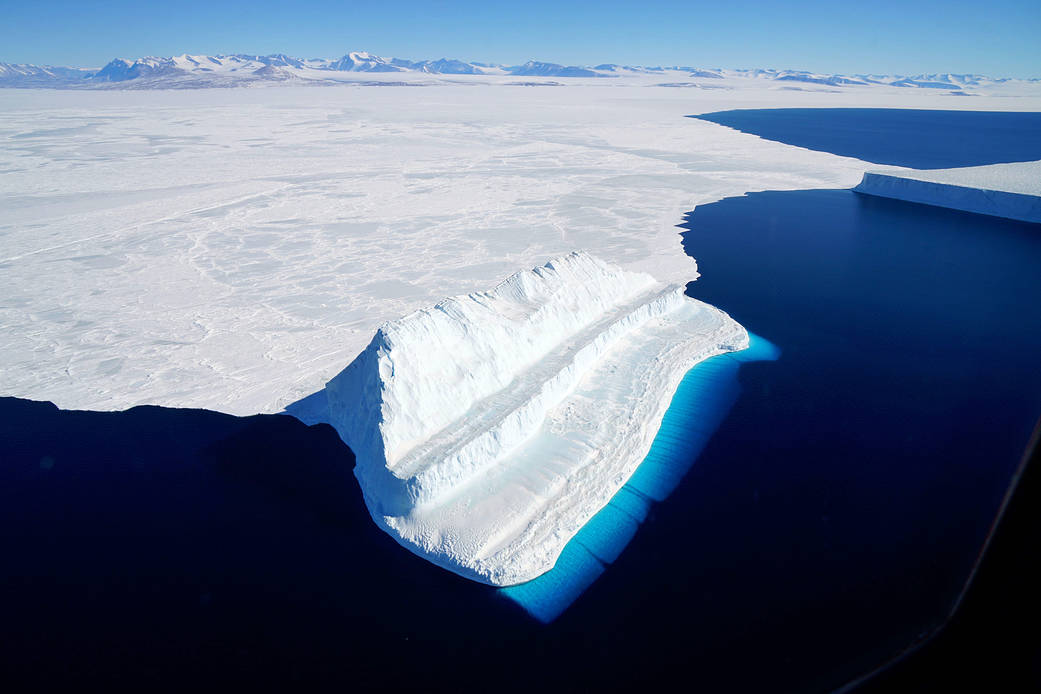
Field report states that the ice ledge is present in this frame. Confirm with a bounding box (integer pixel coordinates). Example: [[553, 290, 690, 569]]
[[853, 160, 1041, 224], [325, 252, 748, 585]]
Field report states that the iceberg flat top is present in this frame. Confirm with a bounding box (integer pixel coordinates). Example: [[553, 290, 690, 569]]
[[325, 252, 747, 585], [864, 160, 1041, 197]]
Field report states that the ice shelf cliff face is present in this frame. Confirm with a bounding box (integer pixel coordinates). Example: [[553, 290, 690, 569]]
[[326, 252, 748, 585], [854, 160, 1041, 224]]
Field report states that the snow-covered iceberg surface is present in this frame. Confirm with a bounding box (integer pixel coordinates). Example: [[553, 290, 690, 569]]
[[854, 160, 1041, 224], [326, 251, 748, 586], [502, 332, 780, 622]]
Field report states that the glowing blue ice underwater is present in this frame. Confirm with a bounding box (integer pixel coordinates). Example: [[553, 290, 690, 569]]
[[500, 332, 781, 622]]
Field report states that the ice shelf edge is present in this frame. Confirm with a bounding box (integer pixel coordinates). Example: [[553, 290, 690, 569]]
[[854, 171, 1041, 224]]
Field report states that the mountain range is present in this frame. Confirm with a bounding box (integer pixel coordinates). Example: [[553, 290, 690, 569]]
[[0, 51, 1029, 90]]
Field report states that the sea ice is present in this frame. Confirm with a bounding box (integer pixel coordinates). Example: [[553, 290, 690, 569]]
[[325, 252, 748, 585], [4, 84, 1038, 416]]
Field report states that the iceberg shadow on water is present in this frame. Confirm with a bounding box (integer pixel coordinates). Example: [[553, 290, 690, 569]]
[[501, 332, 780, 622]]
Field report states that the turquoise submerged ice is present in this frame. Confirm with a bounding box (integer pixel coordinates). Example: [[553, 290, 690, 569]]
[[502, 332, 780, 622], [326, 252, 749, 587]]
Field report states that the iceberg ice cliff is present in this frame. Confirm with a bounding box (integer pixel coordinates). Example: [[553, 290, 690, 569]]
[[326, 252, 748, 585], [854, 160, 1041, 224]]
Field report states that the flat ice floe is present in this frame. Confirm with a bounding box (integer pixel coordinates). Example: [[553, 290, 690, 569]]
[[326, 252, 747, 585]]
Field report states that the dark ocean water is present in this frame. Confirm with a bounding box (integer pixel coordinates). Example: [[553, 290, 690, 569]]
[[678, 189, 1041, 689], [691, 108, 1041, 168], [4, 109, 1040, 692]]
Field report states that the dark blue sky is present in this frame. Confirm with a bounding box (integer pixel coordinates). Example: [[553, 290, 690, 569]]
[[3, 1, 1040, 77]]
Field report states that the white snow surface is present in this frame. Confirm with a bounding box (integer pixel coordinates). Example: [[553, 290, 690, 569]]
[[855, 160, 1041, 223], [326, 251, 747, 585], [2, 83, 1040, 415]]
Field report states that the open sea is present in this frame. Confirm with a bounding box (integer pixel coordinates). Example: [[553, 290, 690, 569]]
[[691, 108, 1041, 168], [3, 108, 1040, 691]]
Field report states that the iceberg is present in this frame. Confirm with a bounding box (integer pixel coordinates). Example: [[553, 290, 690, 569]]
[[326, 251, 749, 585], [854, 160, 1041, 224]]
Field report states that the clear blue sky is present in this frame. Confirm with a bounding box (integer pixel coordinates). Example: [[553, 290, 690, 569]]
[[3, 0, 1039, 77]]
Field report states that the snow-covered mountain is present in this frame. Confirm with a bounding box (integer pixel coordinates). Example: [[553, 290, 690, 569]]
[[392, 57, 484, 74], [84, 54, 313, 86], [0, 51, 1033, 90], [327, 51, 403, 72], [507, 60, 604, 78], [0, 62, 93, 87]]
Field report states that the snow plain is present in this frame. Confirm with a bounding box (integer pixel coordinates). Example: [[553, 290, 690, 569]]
[[325, 251, 746, 584], [2, 79, 1040, 415]]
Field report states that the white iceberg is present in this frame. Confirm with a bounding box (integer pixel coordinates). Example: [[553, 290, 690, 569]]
[[854, 160, 1041, 224], [326, 251, 747, 585]]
